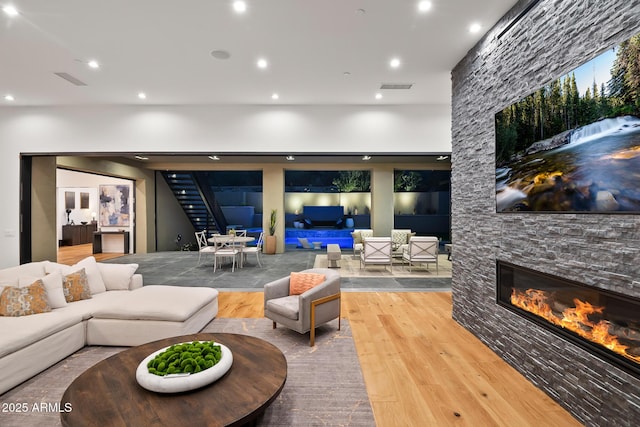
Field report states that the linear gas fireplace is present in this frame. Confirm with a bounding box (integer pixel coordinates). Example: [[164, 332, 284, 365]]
[[497, 261, 640, 377]]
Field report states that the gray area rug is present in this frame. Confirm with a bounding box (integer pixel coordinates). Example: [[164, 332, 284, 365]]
[[0, 318, 374, 427]]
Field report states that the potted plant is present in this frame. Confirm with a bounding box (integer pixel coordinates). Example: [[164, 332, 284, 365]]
[[264, 209, 278, 254]]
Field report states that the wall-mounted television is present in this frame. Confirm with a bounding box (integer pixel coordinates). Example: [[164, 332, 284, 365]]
[[495, 31, 640, 213]]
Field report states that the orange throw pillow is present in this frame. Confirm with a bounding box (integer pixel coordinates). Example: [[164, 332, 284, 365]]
[[63, 269, 92, 303], [0, 280, 51, 316], [289, 272, 326, 295]]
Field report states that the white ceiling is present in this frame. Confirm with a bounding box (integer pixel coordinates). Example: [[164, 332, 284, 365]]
[[1, 0, 517, 107]]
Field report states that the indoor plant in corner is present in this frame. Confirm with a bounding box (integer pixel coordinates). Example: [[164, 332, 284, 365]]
[[264, 209, 278, 254]]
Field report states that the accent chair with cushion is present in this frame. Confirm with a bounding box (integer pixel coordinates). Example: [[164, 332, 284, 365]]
[[263, 268, 341, 346], [351, 229, 373, 256]]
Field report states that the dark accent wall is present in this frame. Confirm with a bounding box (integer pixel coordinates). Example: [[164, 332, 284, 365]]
[[451, 1, 640, 425], [155, 172, 197, 251]]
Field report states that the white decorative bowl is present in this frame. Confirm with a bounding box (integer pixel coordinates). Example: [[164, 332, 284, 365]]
[[135, 342, 233, 393]]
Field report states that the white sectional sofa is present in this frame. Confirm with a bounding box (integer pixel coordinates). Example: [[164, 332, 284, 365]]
[[0, 257, 218, 395]]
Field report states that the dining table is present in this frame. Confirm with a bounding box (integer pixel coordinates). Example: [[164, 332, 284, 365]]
[[207, 235, 255, 245]]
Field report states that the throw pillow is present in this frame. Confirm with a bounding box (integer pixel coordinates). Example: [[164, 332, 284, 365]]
[[96, 263, 139, 291], [75, 256, 107, 294], [19, 272, 67, 309], [289, 272, 326, 296], [351, 231, 362, 244], [0, 280, 51, 316], [46, 257, 107, 295], [63, 269, 92, 303]]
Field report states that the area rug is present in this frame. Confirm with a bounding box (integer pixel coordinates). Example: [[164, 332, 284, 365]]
[[313, 253, 451, 278], [0, 318, 374, 427]]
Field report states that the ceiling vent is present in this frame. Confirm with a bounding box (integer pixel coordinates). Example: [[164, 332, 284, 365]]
[[54, 72, 87, 86], [380, 83, 413, 90]]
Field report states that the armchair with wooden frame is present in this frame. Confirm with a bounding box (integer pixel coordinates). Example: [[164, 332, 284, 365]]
[[263, 268, 341, 346]]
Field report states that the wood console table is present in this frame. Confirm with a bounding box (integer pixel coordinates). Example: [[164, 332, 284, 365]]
[[93, 231, 130, 254]]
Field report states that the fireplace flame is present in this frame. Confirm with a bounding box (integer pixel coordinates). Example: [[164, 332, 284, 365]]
[[511, 289, 640, 364]]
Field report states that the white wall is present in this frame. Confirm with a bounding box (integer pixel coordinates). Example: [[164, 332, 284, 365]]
[[0, 104, 450, 266]]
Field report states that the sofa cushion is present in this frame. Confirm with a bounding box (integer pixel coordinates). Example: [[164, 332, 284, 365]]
[[266, 295, 300, 320], [90, 286, 218, 322], [350, 231, 362, 244], [19, 272, 67, 309], [0, 311, 83, 358], [63, 269, 92, 303], [0, 262, 47, 287], [46, 257, 107, 295], [0, 280, 51, 317], [289, 272, 326, 295], [97, 263, 139, 291]]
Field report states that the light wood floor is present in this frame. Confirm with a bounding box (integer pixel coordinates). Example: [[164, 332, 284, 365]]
[[57, 243, 125, 265], [218, 292, 582, 427], [59, 245, 581, 426]]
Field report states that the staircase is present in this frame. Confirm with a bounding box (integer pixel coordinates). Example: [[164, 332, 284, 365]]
[[161, 172, 228, 235]]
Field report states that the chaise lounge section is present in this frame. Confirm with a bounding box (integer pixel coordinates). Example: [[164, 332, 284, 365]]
[[0, 257, 218, 394]]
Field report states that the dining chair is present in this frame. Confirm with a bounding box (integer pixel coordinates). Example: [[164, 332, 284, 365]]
[[241, 232, 264, 267], [195, 231, 215, 265], [211, 234, 240, 272]]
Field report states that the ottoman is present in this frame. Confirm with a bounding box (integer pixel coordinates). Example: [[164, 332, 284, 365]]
[[327, 244, 342, 268], [86, 285, 219, 346]]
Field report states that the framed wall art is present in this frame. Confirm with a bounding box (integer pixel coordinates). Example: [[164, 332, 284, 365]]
[[99, 185, 131, 226]]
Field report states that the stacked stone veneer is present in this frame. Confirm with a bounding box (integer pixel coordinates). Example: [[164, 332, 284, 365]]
[[451, 0, 640, 425]]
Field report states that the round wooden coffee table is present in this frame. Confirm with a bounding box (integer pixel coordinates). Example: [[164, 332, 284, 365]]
[[60, 333, 287, 427]]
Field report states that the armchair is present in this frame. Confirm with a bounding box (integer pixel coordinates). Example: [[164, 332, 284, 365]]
[[351, 229, 373, 256], [391, 229, 414, 257], [402, 236, 439, 273], [264, 268, 341, 346], [359, 237, 393, 272]]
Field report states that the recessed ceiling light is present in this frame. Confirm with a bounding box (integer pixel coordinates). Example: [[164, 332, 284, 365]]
[[469, 23, 482, 33], [137, 92, 147, 100], [4, 94, 15, 102], [375, 93, 383, 100], [87, 60, 100, 69], [389, 58, 401, 68], [271, 93, 279, 100], [233, 1, 247, 13], [286, 155, 295, 161], [257, 58, 268, 69], [362, 155, 372, 161], [134, 155, 149, 160], [417, 1, 432, 13], [208, 155, 220, 161], [3, 5, 18, 16]]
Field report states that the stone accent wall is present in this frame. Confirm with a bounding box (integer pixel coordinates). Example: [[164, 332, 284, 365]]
[[451, 0, 640, 425]]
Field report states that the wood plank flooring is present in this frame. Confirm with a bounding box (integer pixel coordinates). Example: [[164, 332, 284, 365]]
[[218, 292, 582, 427], [57, 243, 125, 265]]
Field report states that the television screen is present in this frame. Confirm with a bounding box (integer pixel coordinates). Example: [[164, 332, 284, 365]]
[[495, 32, 640, 213]]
